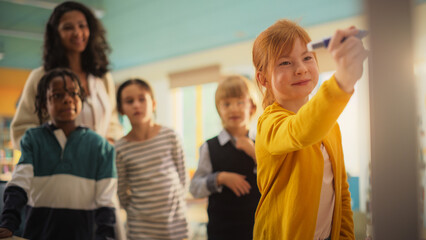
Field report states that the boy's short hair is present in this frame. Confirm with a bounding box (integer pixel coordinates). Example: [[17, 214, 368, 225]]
[[215, 75, 258, 118]]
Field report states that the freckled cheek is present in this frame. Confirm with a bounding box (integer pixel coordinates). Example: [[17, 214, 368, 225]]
[[308, 64, 319, 75], [311, 73, 319, 85], [272, 78, 286, 92]]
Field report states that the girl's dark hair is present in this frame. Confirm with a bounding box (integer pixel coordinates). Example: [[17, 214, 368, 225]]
[[116, 78, 155, 114], [35, 68, 85, 124], [43, 1, 110, 77]]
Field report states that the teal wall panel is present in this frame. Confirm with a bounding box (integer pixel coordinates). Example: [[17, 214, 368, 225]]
[[0, 0, 368, 70], [182, 86, 197, 169], [3, 0, 426, 70], [202, 82, 221, 141]]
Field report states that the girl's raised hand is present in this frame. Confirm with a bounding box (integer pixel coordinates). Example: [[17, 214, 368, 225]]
[[328, 27, 369, 93]]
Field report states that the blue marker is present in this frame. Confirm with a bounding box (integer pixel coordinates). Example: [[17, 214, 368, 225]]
[[307, 30, 368, 51]]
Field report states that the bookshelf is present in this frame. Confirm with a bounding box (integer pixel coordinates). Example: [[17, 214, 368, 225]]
[[0, 117, 18, 181]]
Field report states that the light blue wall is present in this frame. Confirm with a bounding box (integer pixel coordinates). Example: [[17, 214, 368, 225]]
[[1, 0, 366, 70], [202, 82, 221, 141], [103, 0, 364, 70], [182, 86, 197, 169]]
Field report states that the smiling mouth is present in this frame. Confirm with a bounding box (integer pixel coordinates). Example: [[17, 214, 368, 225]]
[[292, 80, 311, 86], [72, 41, 85, 45], [71, 39, 86, 44]]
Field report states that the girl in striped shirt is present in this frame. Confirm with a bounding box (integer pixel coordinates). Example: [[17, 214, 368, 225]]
[[115, 79, 188, 240]]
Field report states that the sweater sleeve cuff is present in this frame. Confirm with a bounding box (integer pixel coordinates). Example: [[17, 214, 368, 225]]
[[95, 207, 116, 239], [0, 186, 28, 233], [207, 172, 222, 193], [325, 75, 354, 101]]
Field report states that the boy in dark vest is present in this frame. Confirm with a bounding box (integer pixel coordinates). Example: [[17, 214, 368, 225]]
[[190, 75, 261, 240]]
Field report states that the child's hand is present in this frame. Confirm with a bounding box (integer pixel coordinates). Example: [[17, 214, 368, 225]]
[[0, 228, 13, 238], [236, 137, 256, 161], [217, 172, 251, 197], [328, 27, 369, 93]]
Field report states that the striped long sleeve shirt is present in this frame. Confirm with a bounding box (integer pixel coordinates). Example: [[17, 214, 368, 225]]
[[115, 126, 188, 240]]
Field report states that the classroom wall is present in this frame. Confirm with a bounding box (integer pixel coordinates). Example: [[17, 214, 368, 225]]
[[0, 68, 31, 117]]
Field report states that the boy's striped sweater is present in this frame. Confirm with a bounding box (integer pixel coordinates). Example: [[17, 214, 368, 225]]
[[0, 124, 117, 240]]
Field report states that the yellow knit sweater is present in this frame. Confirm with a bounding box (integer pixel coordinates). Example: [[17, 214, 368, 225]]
[[254, 76, 355, 240]]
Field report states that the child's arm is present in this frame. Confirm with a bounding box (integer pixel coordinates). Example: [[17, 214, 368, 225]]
[[190, 142, 251, 198], [0, 186, 28, 238], [171, 132, 188, 189], [116, 152, 130, 209], [190, 142, 219, 198], [0, 132, 34, 236], [258, 76, 353, 154], [95, 141, 117, 240]]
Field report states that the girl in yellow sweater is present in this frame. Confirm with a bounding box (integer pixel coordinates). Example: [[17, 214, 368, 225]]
[[252, 19, 368, 240]]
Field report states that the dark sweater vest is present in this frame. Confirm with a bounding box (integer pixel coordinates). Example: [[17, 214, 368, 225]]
[[206, 136, 260, 240]]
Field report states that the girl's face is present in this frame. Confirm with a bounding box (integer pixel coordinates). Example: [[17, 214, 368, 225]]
[[57, 10, 90, 54], [270, 38, 319, 106], [46, 76, 82, 126], [217, 95, 255, 130], [120, 84, 156, 125]]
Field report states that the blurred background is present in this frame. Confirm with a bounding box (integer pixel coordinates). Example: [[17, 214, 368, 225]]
[[0, 0, 425, 239]]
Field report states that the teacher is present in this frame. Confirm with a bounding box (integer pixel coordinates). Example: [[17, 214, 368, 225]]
[[11, 1, 122, 148]]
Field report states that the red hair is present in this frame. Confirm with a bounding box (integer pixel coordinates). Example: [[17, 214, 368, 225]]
[[252, 19, 316, 109]]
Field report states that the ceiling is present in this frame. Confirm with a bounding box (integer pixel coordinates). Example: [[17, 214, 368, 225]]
[[0, 0, 422, 71]]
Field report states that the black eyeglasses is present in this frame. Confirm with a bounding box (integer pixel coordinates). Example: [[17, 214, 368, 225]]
[[48, 91, 81, 102]]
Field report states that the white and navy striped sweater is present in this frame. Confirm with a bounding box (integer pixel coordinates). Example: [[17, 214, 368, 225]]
[[115, 126, 188, 240], [0, 124, 117, 240]]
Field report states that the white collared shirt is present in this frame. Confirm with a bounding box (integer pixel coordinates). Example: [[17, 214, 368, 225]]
[[75, 74, 110, 137], [189, 129, 256, 198], [314, 143, 335, 240]]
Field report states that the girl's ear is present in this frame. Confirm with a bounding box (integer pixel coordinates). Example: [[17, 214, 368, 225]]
[[256, 72, 268, 88], [152, 99, 157, 113]]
